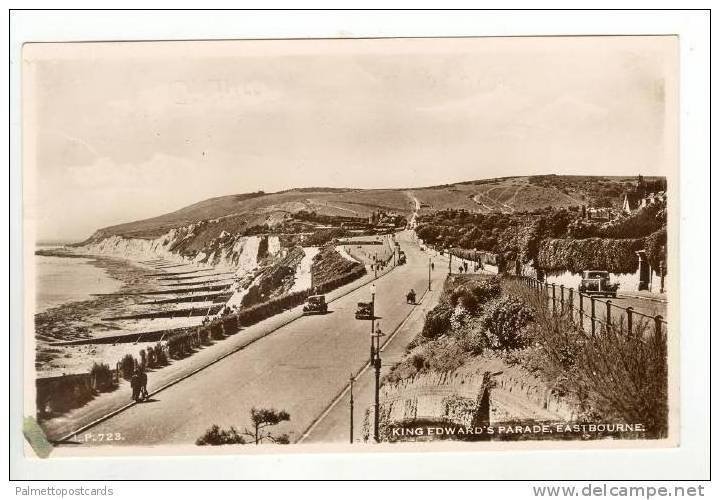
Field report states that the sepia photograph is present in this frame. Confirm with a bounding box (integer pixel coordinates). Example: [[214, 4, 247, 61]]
[[20, 34, 681, 457], [9, 3, 713, 486]]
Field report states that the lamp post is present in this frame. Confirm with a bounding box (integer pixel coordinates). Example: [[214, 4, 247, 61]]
[[428, 257, 432, 291], [370, 283, 377, 347], [447, 248, 453, 275], [349, 373, 355, 444], [370, 323, 385, 442]]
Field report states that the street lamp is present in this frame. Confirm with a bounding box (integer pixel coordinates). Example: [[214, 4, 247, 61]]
[[428, 257, 432, 291], [370, 283, 377, 337], [370, 323, 385, 442], [349, 373, 355, 444]]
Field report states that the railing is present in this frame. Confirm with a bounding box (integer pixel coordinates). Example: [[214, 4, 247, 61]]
[[514, 275, 667, 340]]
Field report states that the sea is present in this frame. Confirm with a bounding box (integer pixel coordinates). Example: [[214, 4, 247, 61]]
[[35, 246, 123, 314]]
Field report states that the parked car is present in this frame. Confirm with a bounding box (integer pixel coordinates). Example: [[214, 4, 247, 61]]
[[355, 301, 374, 320], [303, 295, 328, 315], [578, 271, 619, 298]]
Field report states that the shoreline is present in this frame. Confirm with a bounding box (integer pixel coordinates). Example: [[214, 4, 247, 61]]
[[34, 251, 189, 377]]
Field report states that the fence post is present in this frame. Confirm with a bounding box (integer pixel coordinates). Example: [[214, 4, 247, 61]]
[[559, 285, 565, 313], [654, 315, 664, 342], [579, 293, 584, 331], [590, 298, 596, 336], [606, 300, 612, 329], [552, 284, 556, 313], [626, 307, 634, 333], [568, 288, 574, 320]]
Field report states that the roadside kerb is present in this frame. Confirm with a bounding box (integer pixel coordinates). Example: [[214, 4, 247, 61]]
[[53, 255, 401, 444], [296, 284, 432, 443]]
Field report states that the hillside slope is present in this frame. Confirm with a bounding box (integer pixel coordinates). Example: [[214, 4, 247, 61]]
[[81, 175, 661, 244]]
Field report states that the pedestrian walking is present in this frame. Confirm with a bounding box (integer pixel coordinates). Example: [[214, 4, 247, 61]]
[[139, 370, 148, 400], [130, 370, 140, 402]]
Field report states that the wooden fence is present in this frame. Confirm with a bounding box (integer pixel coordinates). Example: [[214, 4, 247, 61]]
[[514, 275, 667, 340]]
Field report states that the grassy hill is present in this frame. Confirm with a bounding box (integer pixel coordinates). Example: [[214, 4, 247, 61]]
[[410, 175, 661, 214], [86, 175, 663, 241]]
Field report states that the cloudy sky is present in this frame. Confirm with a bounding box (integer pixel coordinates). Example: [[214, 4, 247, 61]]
[[23, 36, 676, 241]]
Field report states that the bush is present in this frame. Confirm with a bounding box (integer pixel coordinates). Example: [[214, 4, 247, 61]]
[[470, 277, 502, 303], [645, 228, 667, 270], [537, 237, 645, 274], [154, 343, 168, 366], [421, 302, 453, 339], [481, 296, 534, 351], [120, 354, 136, 380], [449, 287, 479, 313], [89, 362, 116, 392], [195, 424, 246, 446], [146, 346, 157, 368], [459, 327, 489, 355], [506, 280, 668, 438], [139, 349, 147, 371]]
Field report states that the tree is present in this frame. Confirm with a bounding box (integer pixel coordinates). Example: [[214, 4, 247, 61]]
[[246, 407, 291, 444], [195, 407, 292, 446]]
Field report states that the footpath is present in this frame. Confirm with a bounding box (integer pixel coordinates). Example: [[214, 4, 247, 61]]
[[617, 289, 667, 303]]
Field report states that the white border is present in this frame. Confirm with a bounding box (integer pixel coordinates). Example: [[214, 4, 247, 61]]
[[6, 8, 711, 481]]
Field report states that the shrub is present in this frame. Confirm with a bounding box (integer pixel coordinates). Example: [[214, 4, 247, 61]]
[[470, 277, 502, 303], [507, 280, 668, 438], [537, 237, 645, 274], [120, 354, 136, 380], [155, 343, 168, 366], [645, 228, 667, 270], [146, 346, 156, 368], [195, 424, 246, 446], [449, 287, 479, 313], [481, 296, 534, 351], [138, 349, 147, 371], [421, 302, 453, 339], [199, 328, 211, 344], [89, 362, 116, 392], [459, 327, 489, 355], [272, 434, 291, 444]]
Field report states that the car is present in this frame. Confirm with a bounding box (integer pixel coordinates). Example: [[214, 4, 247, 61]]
[[303, 295, 328, 315], [355, 301, 374, 320], [578, 270, 619, 298], [397, 250, 407, 265]]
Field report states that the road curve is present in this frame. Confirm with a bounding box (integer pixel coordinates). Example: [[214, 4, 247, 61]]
[[75, 231, 435, 446]]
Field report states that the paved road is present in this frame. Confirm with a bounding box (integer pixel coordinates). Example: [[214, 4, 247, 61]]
[[76, 231, 436, 446], [301, 280, 446, 443]]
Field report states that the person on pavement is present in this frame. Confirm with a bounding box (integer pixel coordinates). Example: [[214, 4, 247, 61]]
[[130, 370, 140, 402], [139, 370, 149, 400]]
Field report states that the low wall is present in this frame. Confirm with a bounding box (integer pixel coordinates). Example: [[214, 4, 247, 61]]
[[544, 268, 669, 293], [36, 370, 119, 419]]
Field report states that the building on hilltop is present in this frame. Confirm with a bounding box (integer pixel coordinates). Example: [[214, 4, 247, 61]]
[[622, 174, 667, 214]]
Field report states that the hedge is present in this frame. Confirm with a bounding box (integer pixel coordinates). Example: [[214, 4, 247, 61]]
[[537, 237, 645, 274], [644, 228, 667, 270], [38, 259, 369, 421]]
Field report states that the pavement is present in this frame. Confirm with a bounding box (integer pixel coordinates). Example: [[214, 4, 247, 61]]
[[300, 273, 447, 444], [616, 290, 668, 303], [63, 230, 442, 447], [42, 247, 400, 443]]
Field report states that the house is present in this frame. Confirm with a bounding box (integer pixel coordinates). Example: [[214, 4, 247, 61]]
[[622, 174, 668, 214], [622, 192, 644, 213]]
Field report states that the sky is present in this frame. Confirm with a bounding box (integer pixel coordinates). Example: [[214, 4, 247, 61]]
[[23, 36, 676, 242]]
